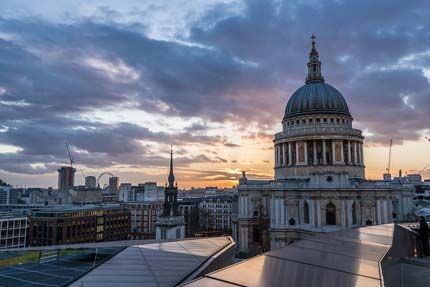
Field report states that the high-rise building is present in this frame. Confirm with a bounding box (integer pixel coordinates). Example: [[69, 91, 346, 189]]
[[109, 176, 119, 193], [156, 148, 185, 240], [85, 176, 97, 188], [57, 166, 76, 191]]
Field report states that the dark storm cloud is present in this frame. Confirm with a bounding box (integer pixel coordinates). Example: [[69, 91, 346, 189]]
[[0, 0, 429, 176]]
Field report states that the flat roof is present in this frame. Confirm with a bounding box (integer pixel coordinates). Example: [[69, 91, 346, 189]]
[[0, 237, 234, 287], [182, 225, 395, 287], [31, 205, 127, 214], [70, 237, 233, 287]]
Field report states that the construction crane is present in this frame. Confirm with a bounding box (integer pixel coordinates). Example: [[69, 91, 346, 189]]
[[386, 139, 393, 174], [79, 167, 86, 181], [418, 163, 430, 174], [417, 136, 430, 174], [65, 142, 74, 167]]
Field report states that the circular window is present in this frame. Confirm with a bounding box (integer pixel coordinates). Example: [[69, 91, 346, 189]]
[[326, 176, 333, 182]]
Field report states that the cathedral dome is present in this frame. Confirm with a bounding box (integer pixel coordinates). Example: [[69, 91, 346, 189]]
[[284, 82, 350, 119], [284, 34, 351, 120]]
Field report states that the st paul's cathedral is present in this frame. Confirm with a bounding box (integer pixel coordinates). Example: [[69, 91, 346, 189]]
[[234, 35, 415, 254]]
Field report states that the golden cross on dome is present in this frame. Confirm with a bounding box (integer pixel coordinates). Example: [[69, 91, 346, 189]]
[[310, 33, 316, 42]]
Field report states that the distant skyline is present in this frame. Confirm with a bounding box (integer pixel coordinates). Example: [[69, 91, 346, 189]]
[[0, 0, 429, 188]]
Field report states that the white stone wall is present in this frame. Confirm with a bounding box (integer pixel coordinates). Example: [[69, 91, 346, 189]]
[[156, 224, 185, 240]]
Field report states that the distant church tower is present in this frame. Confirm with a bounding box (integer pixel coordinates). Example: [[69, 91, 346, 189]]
[[156, 147, 185, 240]]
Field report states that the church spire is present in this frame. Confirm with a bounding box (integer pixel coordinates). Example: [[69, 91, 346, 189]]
[[168, 145, 175, 188], [306, 34, 324, 84]]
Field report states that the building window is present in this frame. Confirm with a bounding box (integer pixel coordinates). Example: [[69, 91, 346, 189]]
[[309, 118, 313, 123], [352, 202, 357, 225], [289, 217, 296, 226], [304, 201, 310, 224], [316, 118, 320, 123], [323, 118, 327, 122], [298, 142, 305, 162], [326, 203, 336, 225]]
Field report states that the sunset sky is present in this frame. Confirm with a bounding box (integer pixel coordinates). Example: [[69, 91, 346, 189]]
[[0, 0, 429, 188]]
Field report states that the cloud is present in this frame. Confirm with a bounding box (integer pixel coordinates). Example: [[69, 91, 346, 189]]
[[0, 0, 429, 185]]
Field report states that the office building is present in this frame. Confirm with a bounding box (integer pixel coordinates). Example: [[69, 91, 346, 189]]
[[0, 213, 28, 249], [108, 176, 119, 193], [28, 205, 130, 246], [85, 176, 97, 188], [121, 202, 163, 239]]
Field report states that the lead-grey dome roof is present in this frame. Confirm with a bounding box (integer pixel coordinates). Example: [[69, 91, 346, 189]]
[[284, 82, 351, 119]]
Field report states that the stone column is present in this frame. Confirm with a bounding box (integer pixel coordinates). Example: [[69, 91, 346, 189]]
[[347, 201, 352, 228], [332, 141, 336, 164], [358, 143, 362, 165], [274, 145, 278, 167], [288, 142, 292, 166], [341, 201, 346, 228], [360, 143, 364, 165], [382, 200, 388, 224], [278, 144, 282, 167], [347, 141, 352, 164], [322, 140, 327, 165], [304, 141, 308, 165], [281, 200, 285, 225], [310, 200, 315, 228], [313, 140, 317, 165], [376, 199, 381, 224], [340, 141, 345, 163], [282, 143, 286, 166], [295, 142, 299, 164], [354, 142, 358, 165], [316, 200, 321, 228], [270, 197, 275, 226]]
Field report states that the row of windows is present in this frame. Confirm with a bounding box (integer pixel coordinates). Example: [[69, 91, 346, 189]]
[[285, 116, 351, 127], [302, 201, 358, 226]]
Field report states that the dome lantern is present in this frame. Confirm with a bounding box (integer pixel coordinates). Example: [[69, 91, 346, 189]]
[[306, 34, 324, 84]]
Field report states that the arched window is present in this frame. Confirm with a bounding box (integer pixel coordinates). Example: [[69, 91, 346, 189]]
[[304, 201, 310, 224], [352, 202, 357, 225], [326, 202, 336, 225]]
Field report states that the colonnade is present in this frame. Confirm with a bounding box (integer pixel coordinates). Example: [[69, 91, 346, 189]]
[[269, 197, 391, 230], [274, 139, 364, 167]]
